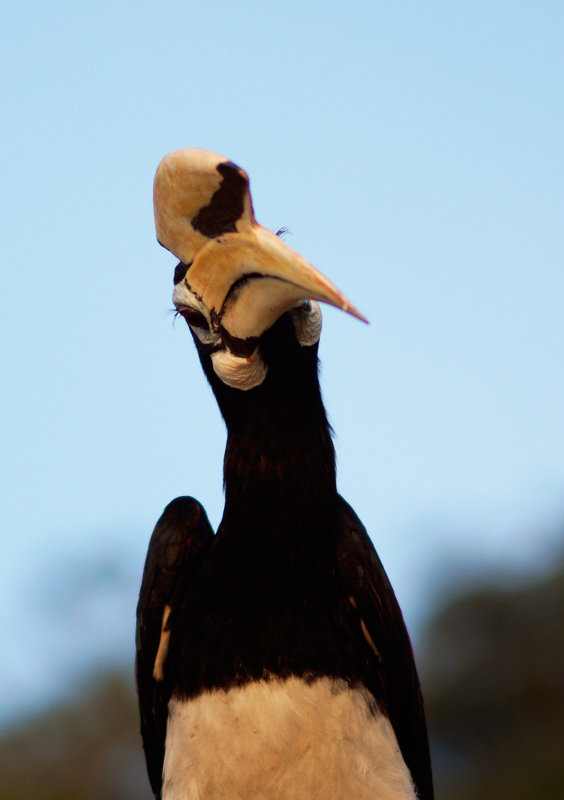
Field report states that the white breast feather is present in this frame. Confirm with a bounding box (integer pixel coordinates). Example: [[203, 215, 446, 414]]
[[162, 676, 416, 800]]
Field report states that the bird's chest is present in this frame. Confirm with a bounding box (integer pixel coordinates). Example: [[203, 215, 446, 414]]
[[169, 541, 358, 692], [162, 676, 416, 800]]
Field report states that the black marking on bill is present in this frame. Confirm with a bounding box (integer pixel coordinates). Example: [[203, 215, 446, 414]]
[[219, 327, 260, 359], [216, 272, 288, 356], [173, 261, 192, 285], [191, 161, 247, 238]]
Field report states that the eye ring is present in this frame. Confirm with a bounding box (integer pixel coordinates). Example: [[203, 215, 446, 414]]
[[177, 306, 209, 329]]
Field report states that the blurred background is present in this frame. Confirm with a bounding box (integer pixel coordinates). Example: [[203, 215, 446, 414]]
[[1, 2, 563, 798]]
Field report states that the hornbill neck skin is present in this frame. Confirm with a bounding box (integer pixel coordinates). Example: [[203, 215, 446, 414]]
[[193, 313, 336, 535]]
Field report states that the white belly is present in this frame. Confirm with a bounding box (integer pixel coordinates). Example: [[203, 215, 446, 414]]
[[163, 676, 416, 800]]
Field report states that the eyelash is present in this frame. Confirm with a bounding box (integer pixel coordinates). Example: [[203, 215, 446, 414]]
[[175, 306, 209, 329]]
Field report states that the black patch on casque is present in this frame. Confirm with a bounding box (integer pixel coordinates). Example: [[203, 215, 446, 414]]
[[191, 161, 247, 238], [173, 261, 192, 285]]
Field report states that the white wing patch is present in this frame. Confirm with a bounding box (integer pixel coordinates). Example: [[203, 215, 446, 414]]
[[162, 676, 416, 800]]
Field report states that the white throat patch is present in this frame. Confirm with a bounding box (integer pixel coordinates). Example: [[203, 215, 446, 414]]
[[163, 676, 416, 800], [174, 282, 322, 391], [291, 300, 323, 347], [211, 348, 268, 391]]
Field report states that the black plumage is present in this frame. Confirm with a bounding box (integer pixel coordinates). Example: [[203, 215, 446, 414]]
[[136, 497, 214, 796], [136, 148, 433, 800]]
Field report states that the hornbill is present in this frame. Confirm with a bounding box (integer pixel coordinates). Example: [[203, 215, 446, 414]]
[[136, 148, 433, 800]]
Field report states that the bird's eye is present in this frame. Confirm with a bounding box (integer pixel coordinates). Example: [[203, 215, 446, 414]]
[[178, 307, 209, 329]]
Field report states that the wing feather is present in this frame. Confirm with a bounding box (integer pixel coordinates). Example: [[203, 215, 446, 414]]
[[136, 496, 214, 798], [336, 496, 434, 800]]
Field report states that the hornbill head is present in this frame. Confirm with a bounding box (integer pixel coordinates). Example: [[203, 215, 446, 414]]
[[154, 148, 367, 391]]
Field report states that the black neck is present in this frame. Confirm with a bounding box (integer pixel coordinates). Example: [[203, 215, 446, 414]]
[[171, 316, 350, 693], [195, 315, 337, 538]]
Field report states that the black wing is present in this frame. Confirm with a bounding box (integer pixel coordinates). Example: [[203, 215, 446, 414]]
[[336, 496, 434, 800], [136, 496, 214, 798]]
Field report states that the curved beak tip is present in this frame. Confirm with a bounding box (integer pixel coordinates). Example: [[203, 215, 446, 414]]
[[338, 297, 369, 325], [346, 304, 370, 325]]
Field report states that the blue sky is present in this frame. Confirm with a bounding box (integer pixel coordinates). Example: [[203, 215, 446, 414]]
[[1, 1, 563, 722]]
